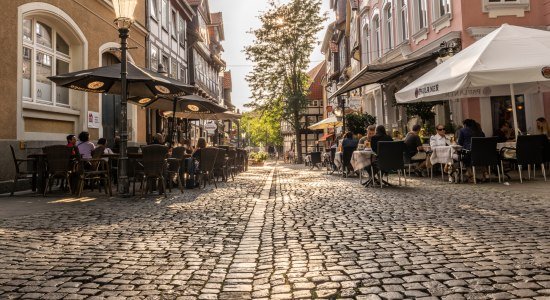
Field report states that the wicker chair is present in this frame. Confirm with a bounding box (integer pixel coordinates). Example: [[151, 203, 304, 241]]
[[9, 145, 37, 195], [139, 145, 168, 197], [212, 148, 227, 183], [226, 149, 237, 180], [76, 146, 112, 196], [197, 148, 219, 188], [42, 145, 74, 196], [166, 146, 186, 193]]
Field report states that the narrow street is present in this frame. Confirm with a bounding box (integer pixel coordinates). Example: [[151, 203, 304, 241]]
[[0, 163, 549, 299]]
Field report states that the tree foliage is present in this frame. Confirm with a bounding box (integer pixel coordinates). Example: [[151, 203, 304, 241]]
[[244, 0, 326, 162], [241, 108, 283, 147], [345, 113, 377, 135]]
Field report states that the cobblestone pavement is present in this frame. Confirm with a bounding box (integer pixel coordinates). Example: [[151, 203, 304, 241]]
[[0, 163, 549, 299]]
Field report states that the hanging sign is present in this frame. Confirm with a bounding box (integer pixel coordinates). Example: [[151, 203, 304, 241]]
[[87, 111, 101, 129]]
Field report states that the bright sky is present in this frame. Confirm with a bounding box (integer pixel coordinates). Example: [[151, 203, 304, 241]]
[[209, 0, 332, 112]]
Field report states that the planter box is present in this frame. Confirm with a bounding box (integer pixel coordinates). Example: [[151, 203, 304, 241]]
[[249, 159, 265, 166]]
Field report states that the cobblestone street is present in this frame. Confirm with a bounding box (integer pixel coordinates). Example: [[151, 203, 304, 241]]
[[1, 163, 549, 299]]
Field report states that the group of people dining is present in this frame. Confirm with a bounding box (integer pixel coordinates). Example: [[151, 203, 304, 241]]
[[329, 116, 550, 183]]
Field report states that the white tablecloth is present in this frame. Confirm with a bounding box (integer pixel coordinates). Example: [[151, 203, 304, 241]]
[[497, 141, 516, 150], [430, 145, 461, 165], [351, 150, 373, 170], [334, 151, 343, 169]]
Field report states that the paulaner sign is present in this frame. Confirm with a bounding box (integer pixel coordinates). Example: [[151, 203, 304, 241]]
[[446, 87, 492, 98], [414, 84, 439, 98]]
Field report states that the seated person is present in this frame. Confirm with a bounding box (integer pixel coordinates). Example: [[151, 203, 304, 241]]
[[359, 125, 376, 148], [430, 124, 450, 147], [404, 124, 426, 176], [493, 121, 513, 143], [341, 131, 358, 149], [370, 125, 392, 154], [66, 134, 78, 156], [192, 137, 207, 160], [76, 131, 95, 159]]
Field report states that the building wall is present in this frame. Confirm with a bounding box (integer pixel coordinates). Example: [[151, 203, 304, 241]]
[[0, 0, 146, 185]]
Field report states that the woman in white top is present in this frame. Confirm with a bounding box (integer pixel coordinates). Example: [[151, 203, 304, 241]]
[[429, 125, 450, 148]]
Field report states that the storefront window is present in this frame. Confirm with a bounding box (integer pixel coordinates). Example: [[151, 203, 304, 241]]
[[491, 95, 526, 134]]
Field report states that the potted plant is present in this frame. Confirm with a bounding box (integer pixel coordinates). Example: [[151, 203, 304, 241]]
[[249, 151, 268, 166]]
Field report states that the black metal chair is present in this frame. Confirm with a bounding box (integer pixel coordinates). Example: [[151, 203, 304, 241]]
[[470, 137, 501, 184], [309, 151, 322, 170], [514, 135, 547, 182], [42, 145, 74, 196], [9, 145, 37, 195], [376, 141, 407, 188], [138, 145, 169, 197], [326, 148, 337, 175]]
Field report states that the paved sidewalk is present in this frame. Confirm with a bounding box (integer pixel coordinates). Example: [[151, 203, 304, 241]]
[[0, 163, 549, 299]]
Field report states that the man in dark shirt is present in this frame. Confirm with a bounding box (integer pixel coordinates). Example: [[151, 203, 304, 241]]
[[404, 124, 423, 159]]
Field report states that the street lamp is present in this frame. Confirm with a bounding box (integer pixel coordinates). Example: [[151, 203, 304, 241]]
[[113, 0, 137, 195]]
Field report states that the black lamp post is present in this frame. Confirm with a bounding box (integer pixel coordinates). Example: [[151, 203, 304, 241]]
[[113, 0, 137, 195]]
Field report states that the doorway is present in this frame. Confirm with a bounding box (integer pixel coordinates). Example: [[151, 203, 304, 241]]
[[491, 95, 527, 134], [101, 52, 121, 147]]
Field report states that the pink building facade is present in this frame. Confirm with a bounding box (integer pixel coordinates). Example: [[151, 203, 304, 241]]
[[324, 0, 550, 135]]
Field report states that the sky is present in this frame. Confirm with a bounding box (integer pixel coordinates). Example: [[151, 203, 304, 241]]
[[209, 0, 332, 112]]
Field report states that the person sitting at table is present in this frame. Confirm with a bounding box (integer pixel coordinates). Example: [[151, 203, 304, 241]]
[[341, 131, 358, 149], [151, 133, 165, 145], [404, 124, 427, 176], [493, 121, 514, 142], [182, 139, 193, 154], [536, 117, 550, 138], [358, 125, 376, 147], [76, 131, 95, 159], [66, 134, 78, 156], [192, 137, 207, 160], [430, 124, 450, 147], [458, 119, 486, 182], [370, 125, 392, 154], [96, 138, 114, 159]]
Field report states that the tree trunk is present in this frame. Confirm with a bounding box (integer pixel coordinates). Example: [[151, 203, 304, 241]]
[[293, 106, 303, 164]]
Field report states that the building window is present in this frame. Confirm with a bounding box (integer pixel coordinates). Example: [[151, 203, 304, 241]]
[[384, 4, 393, 52], [171, 10, 177, 38], [435, 0, 451, 17], [161, 0, 169, 29], [372, 15, 381, 59], [482, 0, 530, 18], [161, 55, 169, 74], [150, 0, 158, 19], [414, 0, 428, 31], [170, 59, 178, 79], [22, 17, 71, 107], [338, 38, 346, 71], [178, 16, 186, 48], [361, 23, 370, 66], [180, 65, 187, 83], [150, 45, 158, 71], [399, 0, 409, 43]]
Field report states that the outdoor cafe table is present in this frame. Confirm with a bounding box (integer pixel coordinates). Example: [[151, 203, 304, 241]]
[[497, 141, 516, 151], [351, 149, 374, 170], [333, 151, 343, 169], [429, 145, 462, 165]]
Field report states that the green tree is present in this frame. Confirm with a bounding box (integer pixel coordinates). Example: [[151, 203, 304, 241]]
[[241, 108, 283, 148], [244, 0, 326, 163], [345, 113, 377, 135]]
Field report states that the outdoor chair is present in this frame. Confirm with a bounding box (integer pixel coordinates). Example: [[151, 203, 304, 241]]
[[470, 137, 501, 184], [376, 141, 407, 188], [76, 146, 112, 197], [512, 135, 547, 182], [235, 149, 245, 173], [197, 148, 219, 188], [326, 148, 337, 175], [309, 152, 322, 170], [9, 145, 37, 195], [42, 145, 74, 196], [138, 145, 169, 197], [166, 146, 186, 193], [226, 149, 237, 180], [213, 148, 227, 183], [342, 146, 357, 177]]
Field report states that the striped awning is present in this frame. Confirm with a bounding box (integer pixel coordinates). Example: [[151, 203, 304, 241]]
[[330, 52, 438, 99]]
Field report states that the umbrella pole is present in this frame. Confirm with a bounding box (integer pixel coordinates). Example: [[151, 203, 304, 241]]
[[118, 27, 130, 196], [169, 99, 177, 147], [510, 84, 520, 137]]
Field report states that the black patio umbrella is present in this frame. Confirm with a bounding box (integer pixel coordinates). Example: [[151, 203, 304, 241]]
[[48, 62, 196, 98], [129, 94, 228, 145]]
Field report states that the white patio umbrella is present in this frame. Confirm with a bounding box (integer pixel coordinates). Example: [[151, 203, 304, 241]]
[[395, 24, 550, 135], [308, 116, 343, 130]]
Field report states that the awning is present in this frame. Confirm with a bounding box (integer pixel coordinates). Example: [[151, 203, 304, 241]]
[[330, 52, 439, 99], [318, 133, 334, 142]]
